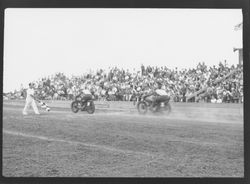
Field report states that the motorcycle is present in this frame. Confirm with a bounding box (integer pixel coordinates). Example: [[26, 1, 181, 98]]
[[71, 96, 95, 114], [135, 94, 171, 115]]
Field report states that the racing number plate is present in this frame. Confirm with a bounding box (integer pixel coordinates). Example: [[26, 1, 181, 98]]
[[160, 102, 165, 107], [87, 102, 90, 106]]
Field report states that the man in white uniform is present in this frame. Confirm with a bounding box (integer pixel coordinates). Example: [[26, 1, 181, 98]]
[[22, 83, 40, 115]]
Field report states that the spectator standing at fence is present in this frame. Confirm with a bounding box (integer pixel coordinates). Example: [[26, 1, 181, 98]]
[[22, 83, 40, 115]]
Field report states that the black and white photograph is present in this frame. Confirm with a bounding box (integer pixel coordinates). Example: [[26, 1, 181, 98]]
[[2, 5, 246, 180]]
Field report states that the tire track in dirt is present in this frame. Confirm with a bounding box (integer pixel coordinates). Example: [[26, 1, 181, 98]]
[[3, 127, 221, 153], [3, 129, 157, 158]]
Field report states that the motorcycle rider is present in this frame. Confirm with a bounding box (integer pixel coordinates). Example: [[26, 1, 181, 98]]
[[144, 82, 170, 110], [75, 86, 93, 105]]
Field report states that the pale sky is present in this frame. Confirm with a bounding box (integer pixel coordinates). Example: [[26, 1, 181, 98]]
[[3, 8, 242, 92]]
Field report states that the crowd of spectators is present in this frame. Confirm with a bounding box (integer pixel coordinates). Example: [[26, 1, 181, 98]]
[[4, 61, 243, 103]]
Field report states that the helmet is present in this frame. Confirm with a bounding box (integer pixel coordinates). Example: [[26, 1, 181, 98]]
[[157, 82, 162, 89], [29, 83, 35, 87]]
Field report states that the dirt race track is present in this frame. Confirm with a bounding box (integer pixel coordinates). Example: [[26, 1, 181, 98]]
[[2, 100, 244, 177]]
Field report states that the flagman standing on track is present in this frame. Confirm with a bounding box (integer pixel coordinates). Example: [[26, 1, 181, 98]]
[[22, 83, 40, 115]]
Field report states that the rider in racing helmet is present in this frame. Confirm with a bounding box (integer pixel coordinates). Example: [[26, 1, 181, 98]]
[[144, 82, 170, 109], [75, 86, 93, 103]]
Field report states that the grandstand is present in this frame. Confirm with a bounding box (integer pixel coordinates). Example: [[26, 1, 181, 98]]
[[3, 61, 243, 104]]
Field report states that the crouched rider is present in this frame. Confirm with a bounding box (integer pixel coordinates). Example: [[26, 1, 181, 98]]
[[144, 83, 170, 109], [75, 88, 93, 104]]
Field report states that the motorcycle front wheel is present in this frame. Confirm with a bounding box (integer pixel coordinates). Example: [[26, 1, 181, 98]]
[[71, 101, 79, 113], [164, 103, 171, 115], [137, 101, 148, 114]]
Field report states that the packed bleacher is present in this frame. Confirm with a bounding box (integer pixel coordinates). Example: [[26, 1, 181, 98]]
[[4, 61, 243, 103]]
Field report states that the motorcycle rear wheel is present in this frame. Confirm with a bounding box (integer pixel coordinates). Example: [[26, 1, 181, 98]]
[[71, 101, 79, 113], [137, 101, 148, 114]]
